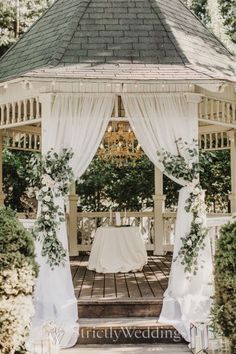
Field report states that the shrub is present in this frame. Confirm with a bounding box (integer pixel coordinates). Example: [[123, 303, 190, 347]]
[[0, 207, 38, 354], [212, 219, 236, 352]]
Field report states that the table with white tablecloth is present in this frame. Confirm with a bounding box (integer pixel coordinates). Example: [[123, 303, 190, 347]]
[[87, 226, 148, 273]]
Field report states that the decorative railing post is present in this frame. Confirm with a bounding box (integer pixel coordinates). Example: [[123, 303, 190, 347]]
[[0, 132, 5, 205], [68, 181, 79, 256], [153, 167, 166, 255], [228, 130, 236, 213]]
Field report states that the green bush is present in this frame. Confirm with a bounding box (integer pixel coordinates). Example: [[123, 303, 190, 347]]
[[212, 219, 236, 352], [0, 207, 38, 354], [0, 207, 38, 273]]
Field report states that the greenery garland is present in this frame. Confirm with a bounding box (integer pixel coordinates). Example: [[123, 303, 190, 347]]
[[28, 149, 74, 268], [0, 207, 38, 354], [157, 138, 209, 274]]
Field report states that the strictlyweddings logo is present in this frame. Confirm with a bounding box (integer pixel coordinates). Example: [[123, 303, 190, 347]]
[[80, 326, 182, 343]]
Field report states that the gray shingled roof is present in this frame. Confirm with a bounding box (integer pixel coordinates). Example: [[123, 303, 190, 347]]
[[0, 0, 236, 83]]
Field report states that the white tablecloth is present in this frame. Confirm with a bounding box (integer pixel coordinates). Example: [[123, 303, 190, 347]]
[[87, 227, 148, 273]]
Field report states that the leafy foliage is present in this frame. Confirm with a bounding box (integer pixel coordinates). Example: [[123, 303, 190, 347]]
[[219, 0, 236, 43], [157, 138, 209, 273], [28, 149, 74, 267], [186, 0, 210, 24], [3, 149, 34, 212], [0, 207, 38, 273], [0, 0, 53, 56], [0, 207, 38, 354], [212, 219, 236, 351], [78, 155, 155, 212], [201, 150, 231, 212]]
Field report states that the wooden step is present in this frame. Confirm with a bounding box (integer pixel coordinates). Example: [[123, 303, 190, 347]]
[[77, 318, 186, 345], [78, 299, 163, 318]]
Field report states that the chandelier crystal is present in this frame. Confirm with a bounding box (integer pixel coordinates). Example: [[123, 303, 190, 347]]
[[98, 121, 143, 166]]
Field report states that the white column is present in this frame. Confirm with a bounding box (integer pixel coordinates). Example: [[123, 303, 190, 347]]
[[153, 166, 166, 255], [39, 93, 53, 152], [67, 181, 79, 256], [228, 130, 236, 213]]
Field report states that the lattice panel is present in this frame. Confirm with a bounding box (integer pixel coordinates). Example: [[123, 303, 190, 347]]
[[0, 97, 41, 127], [199, 97, 236, 125]]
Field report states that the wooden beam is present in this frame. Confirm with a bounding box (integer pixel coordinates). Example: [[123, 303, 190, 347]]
[[0, 118, 42, 130], [7, 125, 41, 135], [199, 118, 236, 129], [199, 124, 231, 134]]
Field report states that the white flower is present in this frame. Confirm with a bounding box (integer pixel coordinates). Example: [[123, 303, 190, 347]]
[[195, 217, 203, 224], [193, 187, 200, 195], [42, 205, 49, 212], [44, 195, 51, 202], [192, 178, 199, 186], [48, 231, 54, 236], [186, 239, 192, 246], [42, 174, 55, 188], [44, 214, 50, 220], [188, 161, 193, 169], [42, 186, 49, 193]]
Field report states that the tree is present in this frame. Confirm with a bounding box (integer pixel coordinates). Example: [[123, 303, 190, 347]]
[[185, 0, 236, 53], [77, 156, 155, 212], [0, 0, 53, 56], [3, 149, 34, 212]]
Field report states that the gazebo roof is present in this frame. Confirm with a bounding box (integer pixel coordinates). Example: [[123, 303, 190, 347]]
[[0, 0, 236, 83]]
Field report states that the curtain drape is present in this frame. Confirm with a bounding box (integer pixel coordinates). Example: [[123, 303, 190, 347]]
[[30, 94, 115, 348], [122, 93, 213, 341]]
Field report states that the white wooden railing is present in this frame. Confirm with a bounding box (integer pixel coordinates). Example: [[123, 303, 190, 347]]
[[0, 97, 41, 128], [76, 211, 232, 255], [6, 130, 41, 152], [199, 97, 236, 126], [77, 211, 155, 252], [18, 211, 232, 259]]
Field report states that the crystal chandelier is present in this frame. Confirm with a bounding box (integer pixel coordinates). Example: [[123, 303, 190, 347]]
[[98, 121, 143, 166]]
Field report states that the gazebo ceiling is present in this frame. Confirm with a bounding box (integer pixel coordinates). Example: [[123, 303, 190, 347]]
[[0, 0, 236, 83]]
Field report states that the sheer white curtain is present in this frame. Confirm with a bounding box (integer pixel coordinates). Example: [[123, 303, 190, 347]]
[[30, 93, 115, 348], [122, 93, 213, 341]]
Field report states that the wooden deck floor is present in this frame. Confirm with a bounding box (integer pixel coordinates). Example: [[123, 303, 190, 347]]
[[71, 254, 171, 303]]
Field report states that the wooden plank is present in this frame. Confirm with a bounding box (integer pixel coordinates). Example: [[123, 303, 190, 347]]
[[73, 255, 88, 298], [73, 255, 171, 302], [104, 273, 117, 299], [149, 256, 169, 290], [134, 271, 155, 298], [125, 272, 141, 299], [115, 273, 129, 299], [71, 255, 84, 280], [143, 263, 164, 298], [91, 272, 105, 299], [79, 269, 96, 299], [147, 261, 167, 292]]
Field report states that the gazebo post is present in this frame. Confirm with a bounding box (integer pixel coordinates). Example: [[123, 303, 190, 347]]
[[229, 130, 236, 213], [0, 132, 5, 206], [153, 167, 166, 255], [68, 181, 79, 256]]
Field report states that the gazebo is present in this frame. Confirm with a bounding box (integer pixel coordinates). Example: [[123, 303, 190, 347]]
[[0, 0, 235, 348]]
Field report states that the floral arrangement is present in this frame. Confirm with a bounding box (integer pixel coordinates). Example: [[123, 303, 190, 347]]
[[157, 138, 209, 274], [28, 149, 74, 268], [0, 207, 38, 354]]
